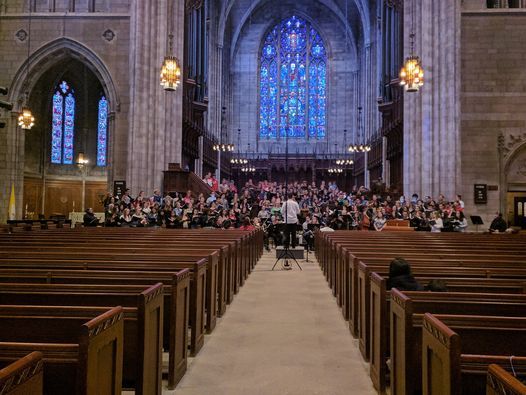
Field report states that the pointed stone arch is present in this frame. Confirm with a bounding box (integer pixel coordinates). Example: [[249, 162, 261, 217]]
[[8, 37, 119, 114]]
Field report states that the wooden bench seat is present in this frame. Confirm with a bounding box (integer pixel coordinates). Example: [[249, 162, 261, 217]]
[[0, 305, 124, 395], [369, 273, 526, 393], [487, 364, 526, 395], [0, 269, 190, 389], [0, 283, 163, 394], [0, 352, 43, 395], [357, 260, 526, 362], [422, 313, 526, 395], [0, 256, 208, 359], [390, 291, 526, 395]]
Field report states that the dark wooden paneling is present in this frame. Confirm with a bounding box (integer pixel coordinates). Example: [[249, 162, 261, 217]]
[[23, 178, 106, 218]]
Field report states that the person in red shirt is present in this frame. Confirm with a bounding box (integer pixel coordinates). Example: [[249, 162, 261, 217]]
[[239, 217, 255, 231], [211, 175, 219, 192]]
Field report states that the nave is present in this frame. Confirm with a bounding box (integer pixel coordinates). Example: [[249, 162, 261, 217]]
[[172, 251, 376, 395]]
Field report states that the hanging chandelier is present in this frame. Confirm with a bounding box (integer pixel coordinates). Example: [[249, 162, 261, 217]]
[[213, 143, 234, 152], [399, 0, 424, 93], [18, 107, 35, 129], [336, 158, 353, 166], [213, 108, 234, 152], [160, 34, 182, 91], [230, 128, 246, 161], [328, 167, 343, 174], [336, 130, 354, 165], [399, 40, 424, 92], [241, 166, 256, 173], [348, 107, 370, 153]]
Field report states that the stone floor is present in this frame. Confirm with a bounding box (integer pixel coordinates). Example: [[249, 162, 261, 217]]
[[162, 250, 376, 395]]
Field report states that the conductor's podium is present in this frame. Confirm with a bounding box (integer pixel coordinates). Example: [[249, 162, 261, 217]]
[[275, 246, 305, 260]]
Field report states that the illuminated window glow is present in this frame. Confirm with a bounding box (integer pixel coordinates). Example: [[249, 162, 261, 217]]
[[259, 16, 327, 139]]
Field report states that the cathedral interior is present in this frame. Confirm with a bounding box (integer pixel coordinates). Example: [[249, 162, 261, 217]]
[[0, 0, 525, 227]]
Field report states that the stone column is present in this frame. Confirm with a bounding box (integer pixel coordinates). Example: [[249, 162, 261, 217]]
[[403, 0, 461, 199], [127, 0, 183, 195]]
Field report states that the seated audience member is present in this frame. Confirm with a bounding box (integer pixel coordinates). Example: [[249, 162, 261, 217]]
[[166, 211, 179, 228], [83, 208, 99, 227], [239, 217, 255, 231], [386, 257, 424, 291], [425, 279, 448, 292], [452, 211, 468, 232], [119, 208, 133, 227], [267, 217, 283, 246], [373, 211, 387, 231], [429, 211, 443, 233], [105, 210, 119, 227], [132, 207, 148, 227], [489, 212, 508, 233]]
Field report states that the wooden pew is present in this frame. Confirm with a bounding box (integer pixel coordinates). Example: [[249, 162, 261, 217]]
[[487, 364, 526, 395], [369, 273, 526, 393], [0, 283, 163, 395], [422, 313, 526, 395], [0, 256, 207, 361], [0, 352, 44, 395], [357, 259, 526, 361], [0, 305, 124, 395], [390, 291, 526, 395], [0, 267, 191, 389], [0, 241, 222, 333]]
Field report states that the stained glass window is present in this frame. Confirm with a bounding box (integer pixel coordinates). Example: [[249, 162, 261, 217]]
[[50, 81, 76, 164], [97, 97, 108, 167], [259, 16, 326, 139]]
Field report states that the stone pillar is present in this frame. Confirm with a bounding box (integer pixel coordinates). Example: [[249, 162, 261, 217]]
[[0, 111, 25, 222], [127, 0, 183, 196], [403, 0, 461, 199]]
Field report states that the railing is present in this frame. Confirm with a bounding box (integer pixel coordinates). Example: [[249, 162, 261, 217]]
[[487, 0, 526, 8]]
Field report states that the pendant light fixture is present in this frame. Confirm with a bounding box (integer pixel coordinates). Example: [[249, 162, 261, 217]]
[[160, 0, 181, 91], [18, 2, 35, 130], [348, 107, 370, 153], [336, 130, 353, 165], [231, 129, 248, 164], [399, 0, 424, 92], [213, 106, 234, 151]]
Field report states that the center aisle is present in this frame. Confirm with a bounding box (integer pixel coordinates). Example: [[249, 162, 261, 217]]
[[171, 251, 377, 395]]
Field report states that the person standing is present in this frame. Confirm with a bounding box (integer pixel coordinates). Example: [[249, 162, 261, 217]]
[[281, 193, 300, 249]]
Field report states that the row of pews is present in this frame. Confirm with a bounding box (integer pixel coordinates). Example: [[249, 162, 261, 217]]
[[0, 227, 263, 394], [315, 231, 526, 395]]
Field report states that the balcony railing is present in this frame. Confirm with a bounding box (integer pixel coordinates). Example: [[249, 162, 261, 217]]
[[487, 0, 526, 8]]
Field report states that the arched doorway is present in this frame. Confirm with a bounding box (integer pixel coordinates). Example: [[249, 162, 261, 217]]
[[23, 58, 109, 218]]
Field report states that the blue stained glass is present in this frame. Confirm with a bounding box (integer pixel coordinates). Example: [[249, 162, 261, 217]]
[[259, 16, 326, 139], [50, 81, 76, 164], [51, 92, 63, 164], [97, 96, 108, 167], [63, 93, 75, 164]]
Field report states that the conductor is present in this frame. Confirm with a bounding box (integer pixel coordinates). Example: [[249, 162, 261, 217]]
[[281, 193, 300, 249]]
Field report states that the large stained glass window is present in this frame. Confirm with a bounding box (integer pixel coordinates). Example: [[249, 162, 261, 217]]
[[259, 15, 327, 139], [51, 81, 76, 164], [97, 96, 108, 167]]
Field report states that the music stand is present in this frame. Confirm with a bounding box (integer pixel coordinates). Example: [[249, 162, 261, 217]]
[[470, 215, 484, 233]]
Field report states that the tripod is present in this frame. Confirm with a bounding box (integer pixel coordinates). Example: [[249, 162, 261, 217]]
[[272, 246, 303, 270], [271, 115, 303, 271]]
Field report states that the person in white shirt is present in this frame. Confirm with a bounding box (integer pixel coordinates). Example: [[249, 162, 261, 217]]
[[281, 193, 300, 248], [430, 211, 443, 233]]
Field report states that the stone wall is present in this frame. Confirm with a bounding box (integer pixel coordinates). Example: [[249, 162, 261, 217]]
[[403, 0, 462, 201], [216, 0, 378, 164], [461, 9, 526, 225], [0, 0, 186, 222]]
